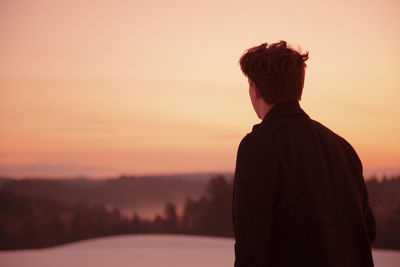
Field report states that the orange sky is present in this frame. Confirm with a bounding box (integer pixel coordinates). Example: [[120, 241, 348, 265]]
[[1, 0, 399, 178]]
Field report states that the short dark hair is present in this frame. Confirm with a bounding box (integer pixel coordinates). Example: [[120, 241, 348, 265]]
[[239, 41, 309, 104]]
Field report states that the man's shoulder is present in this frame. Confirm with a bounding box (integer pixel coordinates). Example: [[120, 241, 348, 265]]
[[239, 131, 270, 149], [309, 119, 356, 149], [307, 118, 363, 168], [238, 130, 276, 156], [249, 115, 360, 159], [309, 119, 344, 139]]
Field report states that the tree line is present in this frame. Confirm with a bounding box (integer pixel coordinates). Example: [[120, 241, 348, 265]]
[[0, 175, 399, 250], [0, 176, 206, 214], [0, 175, 233, 250], [366, 176, 400, 249]]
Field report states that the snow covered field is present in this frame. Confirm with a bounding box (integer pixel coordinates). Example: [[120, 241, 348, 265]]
[[0, 234, 399, 267]]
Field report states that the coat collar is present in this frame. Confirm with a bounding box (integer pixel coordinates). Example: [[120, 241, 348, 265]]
[[253, 101, 309, 130]]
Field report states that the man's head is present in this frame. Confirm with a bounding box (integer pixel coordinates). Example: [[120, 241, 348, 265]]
[[239, 41, 309, 105]]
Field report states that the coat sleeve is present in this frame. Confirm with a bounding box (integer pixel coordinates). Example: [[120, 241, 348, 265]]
[[342, 137, 376, 244], [357, 159, 376, 244], [233, 133, 279, 267], [362, 181, 376, 244]]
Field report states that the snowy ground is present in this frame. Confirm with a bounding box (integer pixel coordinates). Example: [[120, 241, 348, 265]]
[[0, 234, 399, 267]]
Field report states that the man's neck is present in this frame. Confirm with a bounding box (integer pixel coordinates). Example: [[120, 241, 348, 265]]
[[259, 103, 275, 120]]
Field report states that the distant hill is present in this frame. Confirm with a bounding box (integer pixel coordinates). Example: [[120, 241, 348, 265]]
[[0, 174, 221, 218], [0, 177, 12, 188], [0, 175, 233, 250], [366, 176, 400, 249]]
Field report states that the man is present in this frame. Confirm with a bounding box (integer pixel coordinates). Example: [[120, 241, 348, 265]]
[[232, 41, 376, 267]]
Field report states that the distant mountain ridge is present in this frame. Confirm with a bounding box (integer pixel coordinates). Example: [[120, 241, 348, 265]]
[[0, 174, 227, 217]]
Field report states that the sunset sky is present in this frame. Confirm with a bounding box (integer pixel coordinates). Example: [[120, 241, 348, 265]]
[[1, 0, 399, 178]]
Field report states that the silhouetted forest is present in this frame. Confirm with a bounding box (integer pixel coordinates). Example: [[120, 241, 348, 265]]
[[366, 176, 400, 249], [0, 175, 207, 218], [0, 175, 233, 250], [0, 175, 399, 250]]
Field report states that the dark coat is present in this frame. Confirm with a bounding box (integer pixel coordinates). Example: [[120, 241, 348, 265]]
[[233, 101, 376, 267]]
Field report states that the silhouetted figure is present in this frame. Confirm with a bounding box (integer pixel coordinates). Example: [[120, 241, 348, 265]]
[[233, 41, 376, 267]]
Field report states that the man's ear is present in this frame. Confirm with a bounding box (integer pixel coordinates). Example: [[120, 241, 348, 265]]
[[253, 83, 261, 98]]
